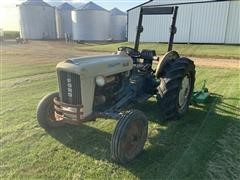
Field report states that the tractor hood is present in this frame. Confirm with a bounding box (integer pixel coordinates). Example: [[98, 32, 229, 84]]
[[56, 54, 133, 78]]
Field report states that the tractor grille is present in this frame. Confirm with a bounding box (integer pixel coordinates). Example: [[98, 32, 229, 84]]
[[58, 71, 81, 105]]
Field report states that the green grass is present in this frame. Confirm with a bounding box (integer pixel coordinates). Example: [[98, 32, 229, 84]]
[[207, 124, 240, 179], [1, 63, 56, 80], [1, 60, 240, 179], [2, 31, 20, 39], [75, 42, 240, 59]]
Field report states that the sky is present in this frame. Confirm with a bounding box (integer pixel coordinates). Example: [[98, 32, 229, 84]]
[[0, 0, 145, 31]]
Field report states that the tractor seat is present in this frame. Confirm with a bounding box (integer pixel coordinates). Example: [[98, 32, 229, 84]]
[[140, 49, 157, 65]]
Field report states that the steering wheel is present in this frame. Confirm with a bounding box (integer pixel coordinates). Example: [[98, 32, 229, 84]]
[[118, 46, 141, 58]]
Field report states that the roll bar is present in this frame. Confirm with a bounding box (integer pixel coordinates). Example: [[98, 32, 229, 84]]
[[134, 6, 179, 52]]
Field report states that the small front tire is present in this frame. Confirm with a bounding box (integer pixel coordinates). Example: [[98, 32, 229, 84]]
[[36, 92, 64, 129], [111, 110, 148, 164]]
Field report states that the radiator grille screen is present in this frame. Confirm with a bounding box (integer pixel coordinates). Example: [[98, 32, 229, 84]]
[[59, 71, 81, 105]]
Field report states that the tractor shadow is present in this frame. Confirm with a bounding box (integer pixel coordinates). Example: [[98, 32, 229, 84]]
[[123, 93, 240, 178], [47, 93, 240, 179], [47, 123, 112, 161]]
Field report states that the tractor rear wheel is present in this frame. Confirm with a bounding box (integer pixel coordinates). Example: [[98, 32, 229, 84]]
[[157, 57, 195, 121], [111, 110, 148, 164], [37, 92, 64, 129]]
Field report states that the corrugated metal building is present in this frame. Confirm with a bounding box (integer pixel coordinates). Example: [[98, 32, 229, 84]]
[[127, 0, 240, 44], [18, 0, 57, 40]]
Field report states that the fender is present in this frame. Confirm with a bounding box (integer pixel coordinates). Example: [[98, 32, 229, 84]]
[[155, 51, 180, 78]]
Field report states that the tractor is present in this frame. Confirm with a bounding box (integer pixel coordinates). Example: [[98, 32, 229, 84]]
[[37, 6, 195, 164]]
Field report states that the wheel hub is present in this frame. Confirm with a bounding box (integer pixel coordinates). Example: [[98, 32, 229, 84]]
[[122, 121, 145, 159], [179, 74, 191, 111]]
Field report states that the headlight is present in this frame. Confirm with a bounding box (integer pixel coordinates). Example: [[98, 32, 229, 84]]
[[96, 76, 105, 87]]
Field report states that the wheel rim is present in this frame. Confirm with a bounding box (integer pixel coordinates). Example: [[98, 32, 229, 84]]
[[121, 120, 146, 160], [178, 74, 191, 112]]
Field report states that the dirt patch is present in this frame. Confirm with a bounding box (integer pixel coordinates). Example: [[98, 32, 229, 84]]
[[190, 57, 239, 69], [155, 56, 239, 69], [2, 40, 239, 69], [2, 40, 107, 65]]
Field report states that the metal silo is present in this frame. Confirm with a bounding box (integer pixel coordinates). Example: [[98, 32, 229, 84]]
[[18, 0, 57, 39], [110, 8, 127, 41], [72, 1, 110, 41], [55, 8, 63, 39], [58, 3, 75, 39]]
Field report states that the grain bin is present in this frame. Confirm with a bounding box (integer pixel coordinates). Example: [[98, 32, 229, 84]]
[[18, 0, 57, 39], [55, 8, 62, 39], [58, 3, 75, 39], [110, 8, 127, 41], [72, 1, 110, 41]]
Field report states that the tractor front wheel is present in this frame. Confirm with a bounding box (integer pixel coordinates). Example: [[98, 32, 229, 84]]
[[157, 57, 195, 121], [37, 92, 65, 129], [111, 110, 148, 164]]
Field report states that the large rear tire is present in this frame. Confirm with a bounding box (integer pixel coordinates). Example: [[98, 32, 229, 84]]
[[37, 92, 65, 129], [111, 110, 148, 164], [157, 57, 195, 121]]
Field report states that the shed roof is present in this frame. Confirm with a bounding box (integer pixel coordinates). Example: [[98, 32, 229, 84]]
[[58, 2, 75, 10], [127, 0, 153, 12], [127, 0, 228, 12], [110, 8, 126, 16], [21, 0, 52, 7]]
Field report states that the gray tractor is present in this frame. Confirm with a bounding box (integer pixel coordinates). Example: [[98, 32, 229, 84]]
[[37, 6, 195, 164]]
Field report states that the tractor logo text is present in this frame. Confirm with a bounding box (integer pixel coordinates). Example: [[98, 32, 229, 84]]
[[67, 78, 72, 97], [108, 62, 121, 68]]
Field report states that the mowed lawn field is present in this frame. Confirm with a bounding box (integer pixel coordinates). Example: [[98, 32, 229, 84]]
[[1, 41, 240, 179]]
